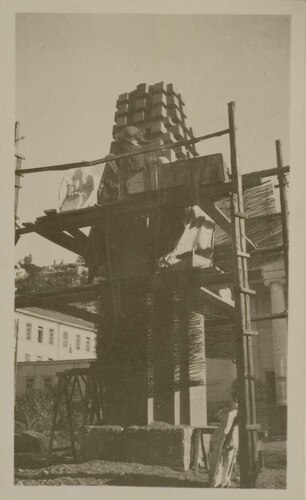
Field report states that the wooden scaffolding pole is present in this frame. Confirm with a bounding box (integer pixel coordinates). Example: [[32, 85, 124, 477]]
[[275, 140, 289, 292], [228, 102, 259, 488]]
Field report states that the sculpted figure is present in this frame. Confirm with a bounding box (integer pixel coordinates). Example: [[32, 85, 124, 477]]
[[59, 168, 95, 212], [87, 126, 215, 281], [208, 400, 239, 488]]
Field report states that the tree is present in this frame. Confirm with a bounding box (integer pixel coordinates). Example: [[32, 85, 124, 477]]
[[15, 256, 89, 294]]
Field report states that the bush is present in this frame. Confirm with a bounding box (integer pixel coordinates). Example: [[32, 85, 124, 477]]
[[15, 389, 55, 434], [15, 388, 84, 437]]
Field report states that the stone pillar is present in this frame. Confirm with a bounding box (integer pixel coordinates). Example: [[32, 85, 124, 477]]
[[261, 259, 287, 405], [264, 278, 287, 405]]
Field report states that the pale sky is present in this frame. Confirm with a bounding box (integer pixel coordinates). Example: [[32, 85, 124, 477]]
[[15, 13, 290, 265]]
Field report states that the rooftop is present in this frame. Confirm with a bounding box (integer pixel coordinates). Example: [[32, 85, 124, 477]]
[[16, 307, 96, 331]]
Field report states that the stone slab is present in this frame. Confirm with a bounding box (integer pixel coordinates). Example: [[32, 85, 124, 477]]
[[79, 425, 124, 462], [79, 423, 194, 471], [123, 423, 193, 471]]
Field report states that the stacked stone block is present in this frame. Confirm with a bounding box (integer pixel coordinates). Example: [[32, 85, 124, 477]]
[[111, 82, 198, 161]]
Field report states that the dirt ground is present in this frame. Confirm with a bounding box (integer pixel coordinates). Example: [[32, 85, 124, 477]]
[[15, 440, 286, 488]]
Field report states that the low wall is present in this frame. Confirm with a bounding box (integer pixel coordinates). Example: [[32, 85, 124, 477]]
[[79, 423, 194, 471]]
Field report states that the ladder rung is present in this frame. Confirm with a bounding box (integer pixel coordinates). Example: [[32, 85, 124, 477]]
[[237, 251, 251, 258], [242, 329, 258, 336], [238, 287, 257, 295], [234, 211, 248, 219]]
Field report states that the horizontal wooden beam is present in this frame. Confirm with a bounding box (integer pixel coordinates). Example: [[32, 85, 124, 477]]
[[15, 283, 102, 309], [16, 129, 230, 175], [244, 165, 289, 181], [16, 181, 231, 237], [251, 311, 288, 322], [15, 267, 265, 310], [159, 267, 263, 288], [206, 310, 288, 328]]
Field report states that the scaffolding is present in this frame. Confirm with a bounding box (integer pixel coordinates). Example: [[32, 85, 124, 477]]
[[15, 101, 289, 488]]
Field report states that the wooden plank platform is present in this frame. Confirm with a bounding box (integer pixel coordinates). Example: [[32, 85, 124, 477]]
[[15, 267, 264, 310]]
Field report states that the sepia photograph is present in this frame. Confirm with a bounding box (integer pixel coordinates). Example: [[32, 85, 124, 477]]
[[0, 1, 304, 496]]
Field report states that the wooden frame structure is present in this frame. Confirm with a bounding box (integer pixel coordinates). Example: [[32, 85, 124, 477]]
[[15, 102, 289, 488], [47, 365, 104, 463]]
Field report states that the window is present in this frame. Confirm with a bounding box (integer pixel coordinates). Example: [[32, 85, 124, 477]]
[[48, 358, 53, 361], [25, 377, 34, 391], [49, 328, 54, 345], [37, 356, 42, 362], [43, 377, 52, 391], [37, 326, 43, 343], [25, 354, 30, 362], [86, 337, 90, 352], [63, 332, 68, 348], [26, 323, 32, 341], [76, 334, 81, 350]]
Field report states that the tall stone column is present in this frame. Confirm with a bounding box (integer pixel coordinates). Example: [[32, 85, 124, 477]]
[[263, 275, 287, 405]]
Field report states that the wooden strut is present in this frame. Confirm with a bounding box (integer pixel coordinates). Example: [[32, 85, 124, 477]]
[[228, 102, 259, 488]]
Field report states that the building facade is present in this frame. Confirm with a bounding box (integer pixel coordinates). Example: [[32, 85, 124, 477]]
[[15, 307, 97, 363], [15, 358, 93, 395]]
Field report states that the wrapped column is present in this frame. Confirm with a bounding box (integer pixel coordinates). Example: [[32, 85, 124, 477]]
[[150, 280, 207, 426]]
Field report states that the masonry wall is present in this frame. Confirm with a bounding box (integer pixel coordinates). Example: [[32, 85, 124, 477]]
[[16, 359, 93, 395]]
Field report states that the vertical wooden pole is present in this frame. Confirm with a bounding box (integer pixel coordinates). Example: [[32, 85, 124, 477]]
[[275, 140, 289, 293], [64, 376, 77, 460], [14, 122, 22, 373], [83, 374, 90, 425], [48, 376, 63, 464], [14, 319, 19, 399], [15, 122, 23, 223], [69, 376, 77, 405], [91, 374, 102, 424], [228, 102, 259, 488]]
